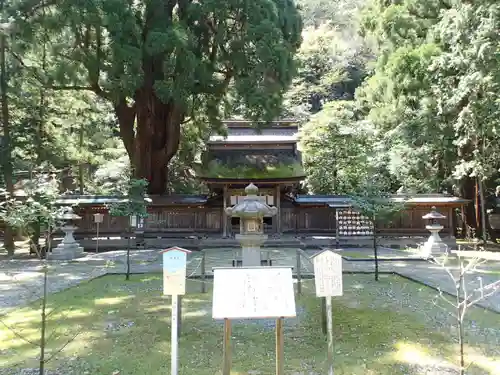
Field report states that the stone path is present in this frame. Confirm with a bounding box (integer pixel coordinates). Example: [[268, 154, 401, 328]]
[[1, 247, 500, 314]]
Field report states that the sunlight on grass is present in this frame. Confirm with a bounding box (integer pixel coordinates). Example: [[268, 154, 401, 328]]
[[0, 274, 499, 374], [144, 305, 170, 313], [183, 308, 210, 318], [465, 348, 500, 375], [393, 342, 450, 366], [94, 296, 134, 306]]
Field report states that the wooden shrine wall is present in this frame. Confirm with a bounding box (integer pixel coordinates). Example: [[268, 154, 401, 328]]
[[75, 206, 222, 236], [281, 207, 336, 232], [71, 203, 456, 237]]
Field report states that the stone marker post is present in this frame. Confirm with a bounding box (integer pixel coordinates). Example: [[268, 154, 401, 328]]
[[225, 183, 277, 266]]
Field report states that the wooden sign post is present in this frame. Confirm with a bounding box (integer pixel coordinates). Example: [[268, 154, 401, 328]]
[[212, 267, 296, 375], [312, 250, 343, 375], [160, 246, 191, 375]]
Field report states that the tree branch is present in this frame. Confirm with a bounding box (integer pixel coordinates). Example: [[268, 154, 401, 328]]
[[466, 279, 500, 308], [45, 330, 82, 363], [50, 85, 95, 91], [435, 287, 458, 309], [9, 49, 111, 97], [431, 297, 457, 318]]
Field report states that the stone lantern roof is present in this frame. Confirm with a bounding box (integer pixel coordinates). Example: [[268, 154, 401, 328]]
[[225, 183, 278, 218], [422, 206, 446, 220], [58, 207, 81, 221]]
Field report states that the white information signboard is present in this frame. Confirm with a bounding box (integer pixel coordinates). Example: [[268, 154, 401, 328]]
[[159, 246, 192, 375], [161, 247, 191, 296], [313, 250, 343, 297], [212, 267, 296, 319]]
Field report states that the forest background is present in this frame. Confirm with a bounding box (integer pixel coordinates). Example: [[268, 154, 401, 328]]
[[0, 0, 499, 243]]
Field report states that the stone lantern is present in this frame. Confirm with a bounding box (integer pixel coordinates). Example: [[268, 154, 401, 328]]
[[225, 183, 277, 266], [420, 206, 448, 258], [48, 207, 84, 260]]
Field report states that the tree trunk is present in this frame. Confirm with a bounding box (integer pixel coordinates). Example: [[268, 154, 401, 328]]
[[478, 177, 488, 244], [115, 90, 183, 195], [372, 217, 379, 281], [0, 13, 15, 256], [459, 176, 479, 238], [78, 124, 84, 194]]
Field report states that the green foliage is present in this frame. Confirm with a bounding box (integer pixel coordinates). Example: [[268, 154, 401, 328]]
[[298, 0, 500, 210], [0, 175, 66, 241], [200, 160, 305, 179], [352, 181, 405, 226], [90, 152, 207, 195], [89, 155, 131, 195], [299, 101, 376, 194], [360, 0, 500, 187], [0, 11, 123, 194], [297, 0, 366, 28], [283, 1, 372, 119], [11, 0, 304, 184], [107, 178, 150, 219]]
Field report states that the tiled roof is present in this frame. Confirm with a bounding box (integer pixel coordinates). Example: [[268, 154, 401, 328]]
[[55, 195, 208, 206], [294, 194, 471, 207]]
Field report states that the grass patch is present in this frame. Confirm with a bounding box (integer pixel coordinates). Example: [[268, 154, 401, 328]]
[[1, 275, 499, 374]]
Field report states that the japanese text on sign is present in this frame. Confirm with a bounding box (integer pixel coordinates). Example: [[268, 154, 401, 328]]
[[212, 267, 296, 319], [313, 251, 343, 297]]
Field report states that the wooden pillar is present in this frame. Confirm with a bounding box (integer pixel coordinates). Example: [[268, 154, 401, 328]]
[[272, 186, 277, 234], [448, 206, 454, 237], [223, 185, 228, 238], [275, 185, 281, 235], [294, 206, 299, 235]]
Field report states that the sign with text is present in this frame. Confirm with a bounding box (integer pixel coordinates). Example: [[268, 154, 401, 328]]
[[313, 250, 343, 297], [160, 247, 191, 296], [212, 267, 296, 319]]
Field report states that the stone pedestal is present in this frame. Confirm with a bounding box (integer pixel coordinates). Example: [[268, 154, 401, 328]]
[[421, 224, 448, 258], [48, 225, 84, 260], [235, 233, 267, 266]]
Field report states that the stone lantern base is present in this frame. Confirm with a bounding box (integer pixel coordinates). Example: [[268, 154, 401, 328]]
[[47, 225, 85, 260], [235, 233, 268, 266], [420, 224, 448, 258]]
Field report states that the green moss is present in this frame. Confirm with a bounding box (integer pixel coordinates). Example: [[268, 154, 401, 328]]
[[198, 160, 305, 179]]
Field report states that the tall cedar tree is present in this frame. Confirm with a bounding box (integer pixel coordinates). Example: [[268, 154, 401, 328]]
[[14, 0, 302, 194]]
